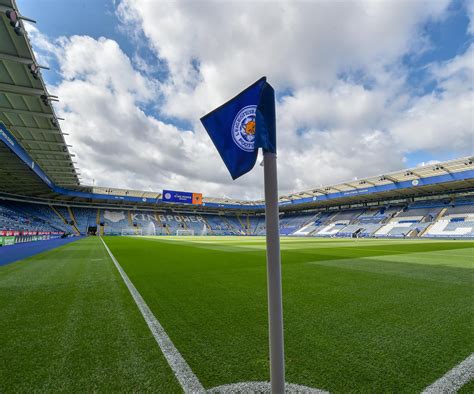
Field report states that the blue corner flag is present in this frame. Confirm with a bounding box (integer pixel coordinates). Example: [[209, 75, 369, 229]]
[[200, 76, 276, 180], [201, 77, 285, 391]]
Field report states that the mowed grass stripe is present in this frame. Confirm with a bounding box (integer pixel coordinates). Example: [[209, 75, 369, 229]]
[[0, 237, 181, 392], [105, 236, 474, 392], [146, 235, 474, 251]]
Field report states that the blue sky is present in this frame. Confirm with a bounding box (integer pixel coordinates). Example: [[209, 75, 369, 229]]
[[20, 0, 471, 93], [19, 0, 125, 83], [18, 0, 474, 198], [404, 0, 471, 95]]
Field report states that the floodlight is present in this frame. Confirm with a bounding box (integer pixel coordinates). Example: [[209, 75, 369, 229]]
[[6, 11, 23, 36], [29, 63, 39, 79], [40, 94, 49, 106], [5, 10, 18, 26]]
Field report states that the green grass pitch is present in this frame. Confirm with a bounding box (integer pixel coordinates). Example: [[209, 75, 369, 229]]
[[1, 236, 473, 392]]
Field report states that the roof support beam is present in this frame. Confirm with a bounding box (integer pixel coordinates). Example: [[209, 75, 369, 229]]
[[312, 189, 327, 195], [0, 106, 54, 118], [0, 52, 49, 69], [51, 172, 79, 177], [379, 175, 398, 183], [0, 82, 46, 96], [0, 52, 32, 65], [358, 180, 375, 186], [0, 183, 48, 192], [54, 179, 81, 184], [20, 139, 72, 147], [36, 158, 77, 164], [0, 168, 33, 173], [54, 172, 79, 180], [433, 165, 452, 174], [324, 186, 342, 192], [5, 125, 68, 135], [404, 171, 422, 178], [29, 151, 75, 157], [46, 169, 80, 174]]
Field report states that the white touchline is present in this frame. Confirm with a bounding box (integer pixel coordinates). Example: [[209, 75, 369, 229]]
[[99, 237, 205, 393], [422, 353, 474, 393]]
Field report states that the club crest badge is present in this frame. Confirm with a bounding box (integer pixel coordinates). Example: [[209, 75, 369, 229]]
[[232, 105, 257, 152]]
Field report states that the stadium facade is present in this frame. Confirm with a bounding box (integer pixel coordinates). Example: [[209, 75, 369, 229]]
[[0, 0, 473, 244]]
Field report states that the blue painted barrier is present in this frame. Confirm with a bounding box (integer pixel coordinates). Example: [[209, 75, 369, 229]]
[[0, 237, 83, 266]]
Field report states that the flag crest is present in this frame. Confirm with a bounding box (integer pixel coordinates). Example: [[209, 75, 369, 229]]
[[200, 77, 276, 180]]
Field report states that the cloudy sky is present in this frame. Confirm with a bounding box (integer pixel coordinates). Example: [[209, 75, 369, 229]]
[[19, 0, 473, 199]]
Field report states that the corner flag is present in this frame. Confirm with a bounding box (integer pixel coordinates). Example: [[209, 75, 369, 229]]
[[200, 76, 276, 180], [201, 77, 285, 393]]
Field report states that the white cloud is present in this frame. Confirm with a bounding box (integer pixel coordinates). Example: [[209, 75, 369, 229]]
[[390, 44, 474, 154], [417, 160, 441, 167], [117, 0, 449, 121], [466, 0, 474, 35], [25, 1, 473, 200]]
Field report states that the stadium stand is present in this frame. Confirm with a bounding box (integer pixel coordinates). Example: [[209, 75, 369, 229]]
[[1, 194, 474, 243], [397, 207, 443, 220], [337, 224, 367, 238], [206, 215, 238, 235], [292, 211, 337, 236], [225, 216, 246, 235], [316, 221, 350, 237], [102, 210, 130, 235], [52, 206, 73, 225], [423, 197, 474, 238], [72, 208, 97, 235], [0, 200, 69, 233], [330, 209, 365, 222], [279, 212, 316, 235], [375, 217, 420, 237]]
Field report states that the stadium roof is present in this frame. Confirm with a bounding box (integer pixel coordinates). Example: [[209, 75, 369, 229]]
[[280, 157, 474, 202], [0, 1, 473, 210], [276, 156, 474, 209], [0, 0, 79, 190]]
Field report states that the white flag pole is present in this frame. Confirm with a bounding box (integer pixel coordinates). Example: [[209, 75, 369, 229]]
[[263, 151, 285, 393]]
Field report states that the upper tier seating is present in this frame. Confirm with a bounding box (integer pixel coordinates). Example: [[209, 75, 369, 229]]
[[1, 201, 69, 233], [72, 208, 97, 234], [397, 207, 443, 219], [331, 209, 365, 221], [425, 218, 474, 237], [445, 204, 474, 215], [102, 209, 130, 235]]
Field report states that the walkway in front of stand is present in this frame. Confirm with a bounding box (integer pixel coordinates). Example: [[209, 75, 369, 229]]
[[0, 237, 83, 266]]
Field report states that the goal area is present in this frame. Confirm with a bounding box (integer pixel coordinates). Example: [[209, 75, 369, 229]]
[[121, 228, 143, 236], [176, 229, 194, 236]]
